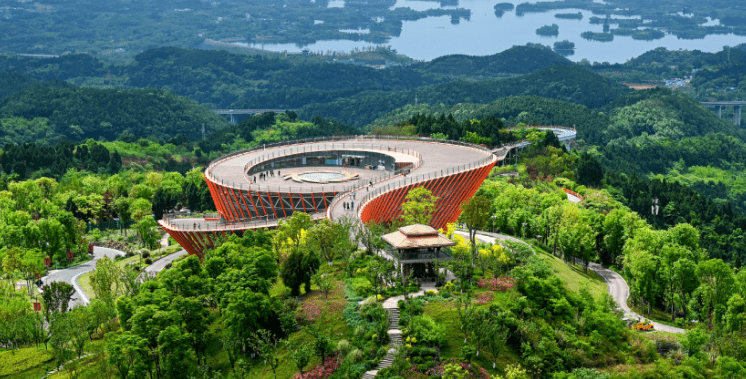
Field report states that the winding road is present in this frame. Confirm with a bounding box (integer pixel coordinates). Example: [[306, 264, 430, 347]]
[[42, 247, 124, 307], [42, 234, 187, 307]]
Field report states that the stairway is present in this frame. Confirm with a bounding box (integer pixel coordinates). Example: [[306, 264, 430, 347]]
[[362, 308, 401, 378]]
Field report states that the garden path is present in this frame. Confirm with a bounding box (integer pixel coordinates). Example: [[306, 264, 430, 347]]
[[363, 284, 438, 378]]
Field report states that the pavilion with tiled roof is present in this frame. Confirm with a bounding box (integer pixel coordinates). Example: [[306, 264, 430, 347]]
[[382, 224, 455, 264]]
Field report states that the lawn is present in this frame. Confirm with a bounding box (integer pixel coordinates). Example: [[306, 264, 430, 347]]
[[538, 250, 608, 301], [0, 347, 55, 379]]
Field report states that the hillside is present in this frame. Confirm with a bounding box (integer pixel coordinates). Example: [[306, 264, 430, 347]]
[[197, 112, 360, 154], [300, 65, 629, 127], [0, 72, 71, 100], [601, 87, 743, 143], [369, 96, 610, 143], [412, 45, 573, 76], [0, 86, 230, 142]]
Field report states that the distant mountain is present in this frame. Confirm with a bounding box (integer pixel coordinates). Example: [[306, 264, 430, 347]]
[[299, 64, 630, 127], [413, 45, 573, 76], [0, 86, 229, 141]]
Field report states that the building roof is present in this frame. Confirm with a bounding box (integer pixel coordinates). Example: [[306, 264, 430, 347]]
[[382, 224, 456, 249]]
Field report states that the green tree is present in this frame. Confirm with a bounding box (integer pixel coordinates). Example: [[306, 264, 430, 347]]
[[281, 249, 319, 297], [106, 331, 151, 379], [251, 329, 280, 379], [401, 186, 439, 226], [313, 270, 335, 303], [459, 195, 492, 256], [49, 313, 72, 370], [68, 306, 90, 359], [2, 247, 45, 297], [307, 219, 343, 265], [42, 281, 76, 320], [575, 151, 603, 187], [90, 256, 121, 304], [158, 325, 196, 379], [275, 212, 312, 256], [289, 341, 313, 376]]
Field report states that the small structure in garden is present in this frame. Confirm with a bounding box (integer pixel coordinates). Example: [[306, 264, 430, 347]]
[[382, 224, 455, 279]]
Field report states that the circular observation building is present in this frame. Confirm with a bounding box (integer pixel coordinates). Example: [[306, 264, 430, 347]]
[[159, 129, 575, 258]]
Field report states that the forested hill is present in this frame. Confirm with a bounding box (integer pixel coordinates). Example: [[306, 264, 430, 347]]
[[0, 86, 229, 142], [369, 96, 610, 142], [197, 112, 360, 154], [600, 87, 744, 144], [0, 72, 71, 100], [412, 45, 573, 76], [0, 46, 576, 110], [298, 65, 630, 127]]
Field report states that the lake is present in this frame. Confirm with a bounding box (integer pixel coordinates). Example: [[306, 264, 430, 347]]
[[243, 0, 746, 63]]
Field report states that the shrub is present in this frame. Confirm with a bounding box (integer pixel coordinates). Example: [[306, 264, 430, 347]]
[[141, 251, 150, 258], [144, 258, 153, 264], [348, 277, 373, 297], [398, 299, 405, 309], [337, 340, 351, 356]]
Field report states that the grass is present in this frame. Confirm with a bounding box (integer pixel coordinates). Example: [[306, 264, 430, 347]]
[[0, 347, 54, 379], [538, 250, 608, 301]]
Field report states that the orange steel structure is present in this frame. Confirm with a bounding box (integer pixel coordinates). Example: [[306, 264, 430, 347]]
[[160, 136, 499, 258], [359, 163, 494, 230]]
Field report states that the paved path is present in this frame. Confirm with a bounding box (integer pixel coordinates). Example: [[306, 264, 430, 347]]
[[42, 248, 124, 307], [145, 250, 187, 274], [588, 262, 685, 334]]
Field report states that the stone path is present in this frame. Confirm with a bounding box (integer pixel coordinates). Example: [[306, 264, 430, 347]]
[[362, 284, 438, 378]]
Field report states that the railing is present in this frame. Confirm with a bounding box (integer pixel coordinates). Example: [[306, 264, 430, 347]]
[[206, 135, 496, 196], [350, 153, 498, 222], [242, 142, 421, 177], [206, 133, 491, 180], [160, 212, 327, 231]]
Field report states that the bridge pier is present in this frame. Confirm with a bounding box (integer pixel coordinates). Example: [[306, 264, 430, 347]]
[[230, 114, 237, 124], [736, 106, 742, 126], [718, 105, 722, 119]]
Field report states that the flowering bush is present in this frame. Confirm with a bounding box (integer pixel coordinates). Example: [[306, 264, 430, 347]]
[[477, 277, 516, 292], [301, 302, 322, 322], [476, 292, 494, 305], [292, 355, 340, 379]]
